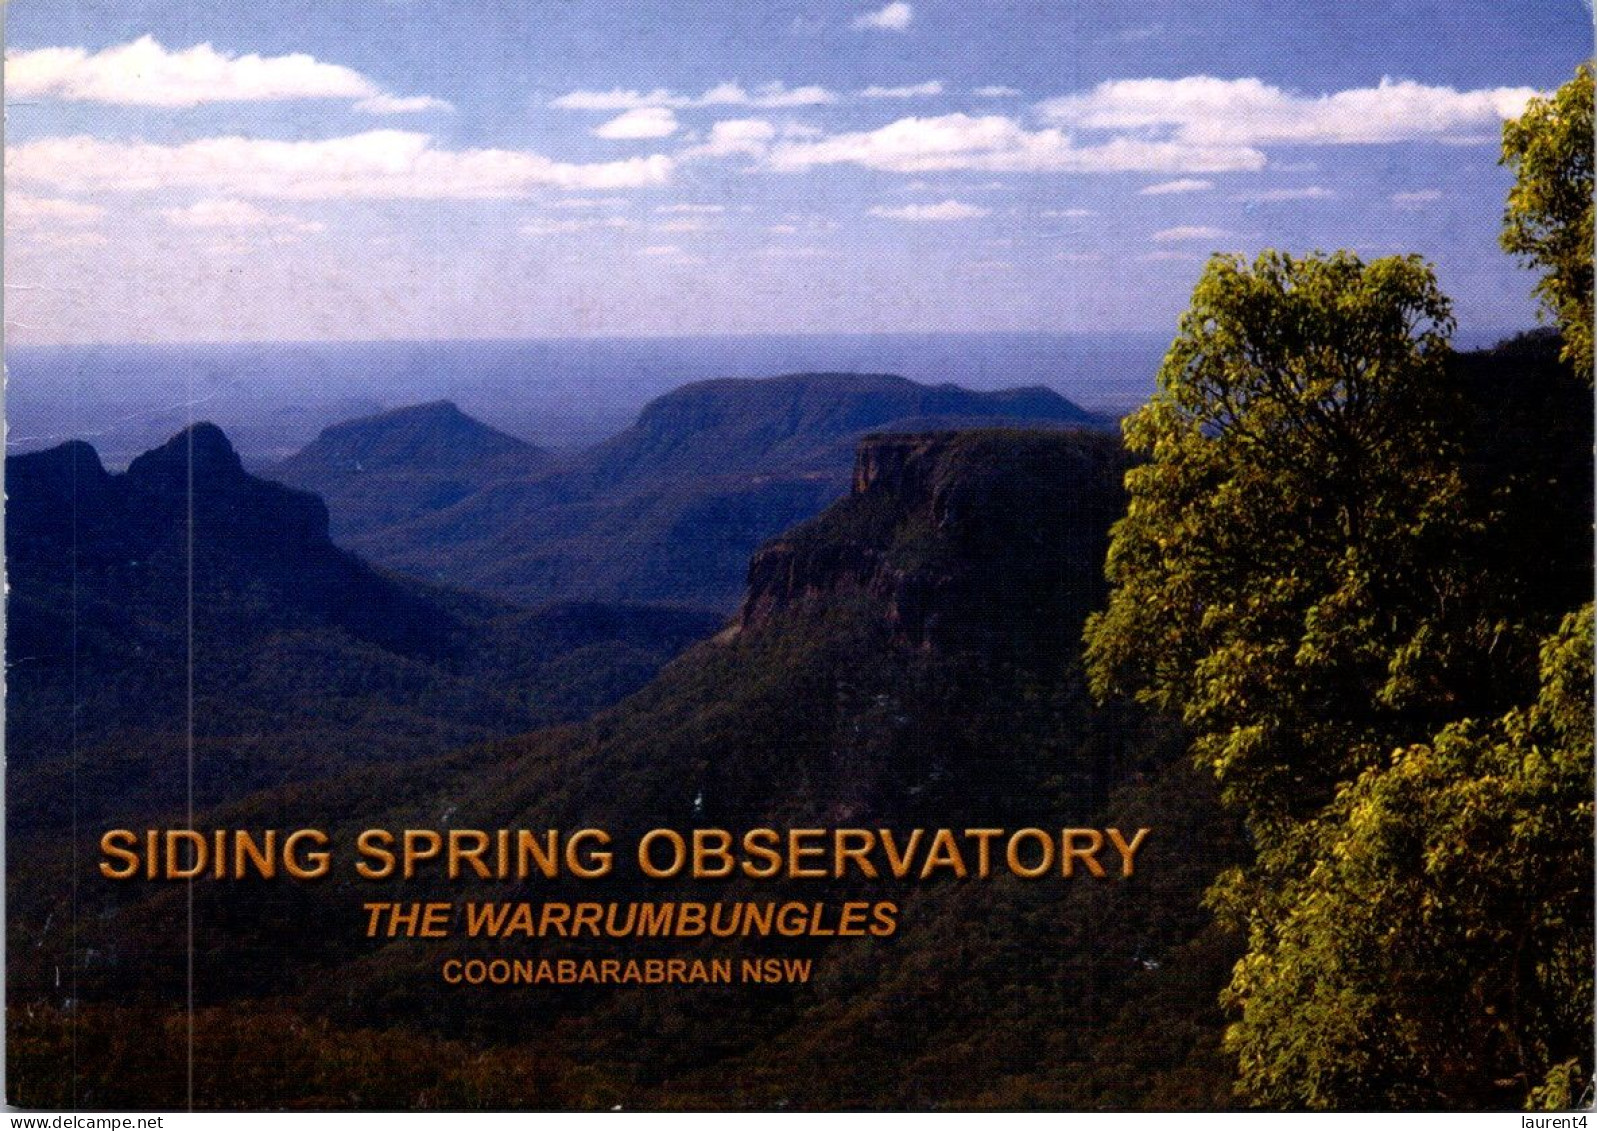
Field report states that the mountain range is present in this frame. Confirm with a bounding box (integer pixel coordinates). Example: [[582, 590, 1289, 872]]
[[12, 425, 1243, 1109], [5, 424, 717, 833], [270, 373, 1109, 611], [9, 336, 1585, 1109]]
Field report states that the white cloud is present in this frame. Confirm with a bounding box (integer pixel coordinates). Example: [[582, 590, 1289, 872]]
[[1113, 24, 1165, 42], [859, 81, 943, 99], [594, 107, 680, 140], [639, 243, 704, 263], [7, 36, 450, 112], [719, 82, 837, 108], [520, 216, 633, 236], [19, 229, 110, 250], [1038, 75, 1539, 147], [869, 199, 989, 221], [551, 88, 686, 111], [7, 131, 675, 199], [759, 245, 834, 259], [974, 85, 1021, 98], [655, 203, 726, 214], [682, 118, 779, 159], [671, 75, 1533, 179], [1055, 251, 1104, 263], [552, 196, 628, 208], [1234, 186, 1335, 201], [1139, 178, 1213, 195], [777, 213, 841, 231], [767, 114, 1265, 174], [552, 82, 835, 111], [1391, 188, 1443, 208], [1152, 225, 1234, 242], [654, 218, 713, 233], [162, 197, 324, 233], [355, 93, 452, 114], [855, 2, 914, 31], [1041, 208, 1096, 218], [6, 192, 106, 226]]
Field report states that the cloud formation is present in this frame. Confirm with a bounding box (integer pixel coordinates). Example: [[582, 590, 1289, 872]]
[[594, 107, 680, 139], [767, 114, 1266, 174], [1234, 186, 1335, 201], [638, 244, 704, 264], [855, 3, 914, 31], [752, 75, 1534, 180], [7, 131, 674, 198], [6, 36, 450, 112], [654, 217, 713, 233], [552, 82, 835, 111], [1151, 225, 1235, 242], [19, 230, 110, 250], [161, 198, 324, 232], [1391, 188, 1444, 208], [869, 199, 989, 221], [859, 81, 943, 99], [1139, 178, 1213, 195], [1038, 75, 1538, 146], [681, 119, 781, 159], [520, 216, 634, 236], [6, 192, 107, 226]]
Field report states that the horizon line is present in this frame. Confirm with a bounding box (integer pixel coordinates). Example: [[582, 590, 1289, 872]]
[[3, 324, 1534, 351]]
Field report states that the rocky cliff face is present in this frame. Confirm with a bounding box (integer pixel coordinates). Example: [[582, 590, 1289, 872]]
[[739, 429, 1128, 656], [848, 432, 945, 495]]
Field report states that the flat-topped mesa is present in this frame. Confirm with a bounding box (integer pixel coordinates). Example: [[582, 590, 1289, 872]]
[[739, 428, 1129, 656]]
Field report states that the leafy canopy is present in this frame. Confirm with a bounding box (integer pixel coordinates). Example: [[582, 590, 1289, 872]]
[[1083, 246, 1595, 1109], [1084, 249, 1469, 823], [1501, 62, 1595, 378], [1219, 606, 1595, 1109]]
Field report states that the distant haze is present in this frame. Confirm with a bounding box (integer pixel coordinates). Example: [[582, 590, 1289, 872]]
[[7, 332, 1183, 467]]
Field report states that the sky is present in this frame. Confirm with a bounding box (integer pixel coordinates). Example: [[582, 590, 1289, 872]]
[[4, 0, 1591, 343]]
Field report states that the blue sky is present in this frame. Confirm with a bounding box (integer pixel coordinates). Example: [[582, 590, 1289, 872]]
[[5, 0, 1591, 342]]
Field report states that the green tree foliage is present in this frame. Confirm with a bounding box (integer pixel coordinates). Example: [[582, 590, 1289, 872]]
[[1501, 63, 1595, 378], [1084, 248, 1595, 1109], [1220, 606, 1594, 1109], [1084, 250, 1474, 825]]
